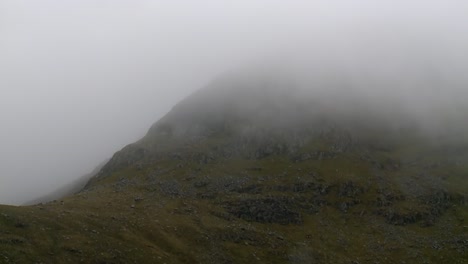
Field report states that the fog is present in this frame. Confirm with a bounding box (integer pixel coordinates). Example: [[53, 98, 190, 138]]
[[1, 0, 467, 205]]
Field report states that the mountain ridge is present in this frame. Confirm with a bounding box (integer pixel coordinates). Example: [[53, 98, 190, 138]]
[[0, 75, 467, 263]]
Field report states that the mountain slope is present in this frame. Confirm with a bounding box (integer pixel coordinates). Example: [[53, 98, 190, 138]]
[[0, 75, 467, 264]]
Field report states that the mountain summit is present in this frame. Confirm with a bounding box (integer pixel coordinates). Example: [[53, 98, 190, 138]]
[[0, 73, 467, 263]]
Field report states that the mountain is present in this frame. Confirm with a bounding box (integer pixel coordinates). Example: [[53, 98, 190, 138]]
[[0, 74, 467, 264]]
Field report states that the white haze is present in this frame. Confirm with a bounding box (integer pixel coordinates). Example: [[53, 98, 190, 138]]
[[0, 0, 467, 205]]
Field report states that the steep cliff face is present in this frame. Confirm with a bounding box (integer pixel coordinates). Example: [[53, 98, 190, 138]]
[[0, 74, 467, 264]]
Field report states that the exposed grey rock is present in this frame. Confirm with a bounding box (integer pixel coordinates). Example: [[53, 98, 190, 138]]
[[223, 198, 303, 225]]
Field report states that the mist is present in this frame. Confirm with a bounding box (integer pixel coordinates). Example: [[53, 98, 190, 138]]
[[1, 0, 468, 205]]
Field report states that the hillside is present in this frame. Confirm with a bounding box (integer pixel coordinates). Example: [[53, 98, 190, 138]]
[[0, 75, 467, 264]]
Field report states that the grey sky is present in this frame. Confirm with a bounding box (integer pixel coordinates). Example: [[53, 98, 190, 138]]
[[1, 0, 467, 205]]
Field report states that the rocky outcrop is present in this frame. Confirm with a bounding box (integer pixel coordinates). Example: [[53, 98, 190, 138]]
[[224, 198, 303, 225]]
